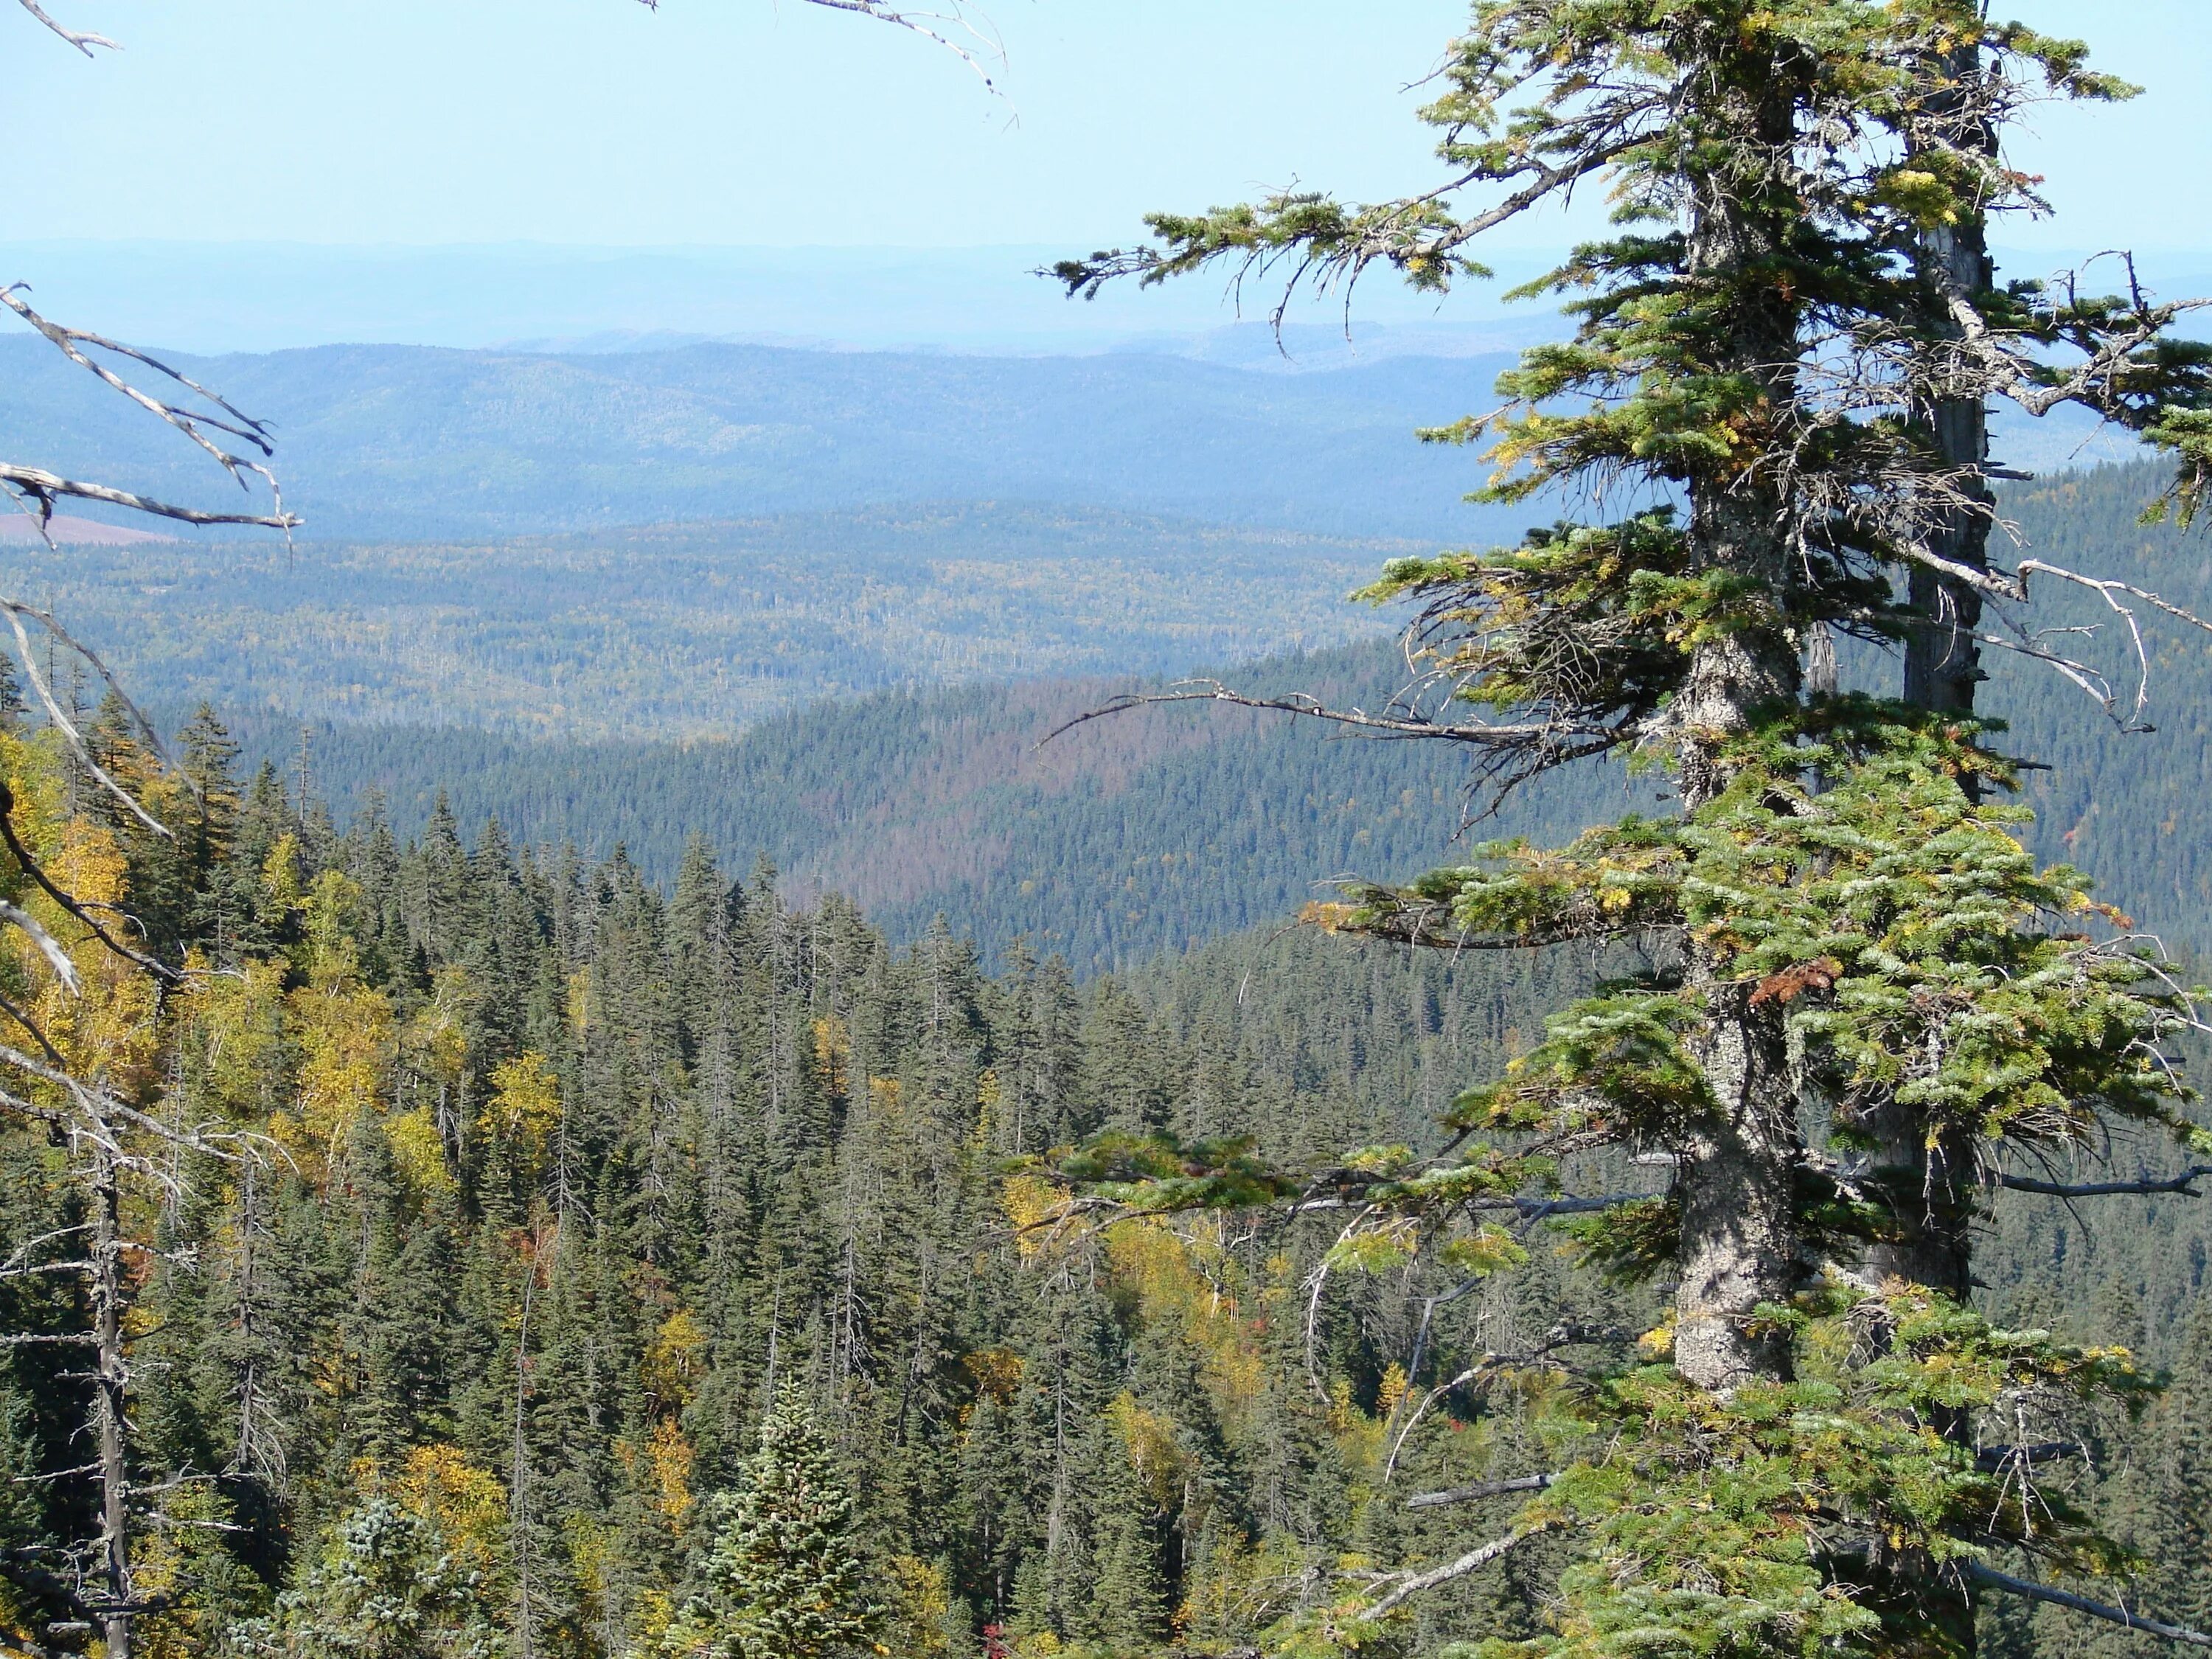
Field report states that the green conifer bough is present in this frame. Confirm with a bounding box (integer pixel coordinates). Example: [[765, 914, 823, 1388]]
[[1054, 2, 2212, 1654]]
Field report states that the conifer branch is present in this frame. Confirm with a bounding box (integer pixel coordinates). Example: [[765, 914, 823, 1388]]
[[1967, 1564, 2212, 1646]]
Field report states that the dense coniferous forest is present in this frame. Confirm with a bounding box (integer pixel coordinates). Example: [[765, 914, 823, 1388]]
[[1, 675, 2209, 1659], [0, 693, 1644, 1658], [13, 0, 2212, 1655]]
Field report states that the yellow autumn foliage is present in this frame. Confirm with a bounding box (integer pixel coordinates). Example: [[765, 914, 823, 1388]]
[[1001, 1173, 1065, 1260], [186, 956, 289, 1119], [881, 1554, 953, 1657], [975, 1067, 1001, 1143], [394, 1444, 508, 1576], [386, 1106, 455, 1198], [26, 816, 159, 1096], [813, 1013, 850, 1095], [483, 1049, 563, 1159], [962, 1346, 1023, 1405], [644, 1417, 695, 1527], [1107, 1391, 1186, 1510], [642, 1308, 707, 1413], [404, 964, 476, 1085], [303, 867, 366, 986], [1105, 1220, 1265, 1430], [285, 976, 393, 1172]]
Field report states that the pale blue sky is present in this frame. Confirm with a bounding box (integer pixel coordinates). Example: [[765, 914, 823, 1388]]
[[9, 1, 2207, 251], [2, 1, 2206, 352]]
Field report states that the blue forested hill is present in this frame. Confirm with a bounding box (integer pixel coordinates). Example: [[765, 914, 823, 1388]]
[[0, 334, 1528, 543], [0, 325, 2134, 546]]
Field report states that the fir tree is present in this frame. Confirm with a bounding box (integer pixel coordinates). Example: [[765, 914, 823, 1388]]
[[1054, 2, 2212, 1653], [663, 1382, 881, 1659], [243, 1498, 501, 1659]]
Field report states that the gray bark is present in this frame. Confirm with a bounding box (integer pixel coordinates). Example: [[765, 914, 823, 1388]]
[[1865, 41, 1997, 1306], [1665, 62, 1809, 1394], [91, 1142, 133, 1659]]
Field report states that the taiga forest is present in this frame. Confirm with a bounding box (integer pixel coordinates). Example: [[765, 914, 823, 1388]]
[[5, 4, 2212, 1659]]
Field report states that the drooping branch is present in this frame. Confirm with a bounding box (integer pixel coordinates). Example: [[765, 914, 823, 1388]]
[[1383, 1324, 1630, 1481], [1040, 680, 1621, 753], [1968, 1563, 2212, 1646], [1362, 1527, 1549, 1620], [1052, 85, 1666, 329]]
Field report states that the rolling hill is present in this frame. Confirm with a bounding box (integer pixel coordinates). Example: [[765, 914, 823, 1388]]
[[0, 504, 1410, 737], [0, 333, 1526, 543]]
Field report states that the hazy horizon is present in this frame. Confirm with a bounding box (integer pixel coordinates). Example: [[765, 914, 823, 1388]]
[[7, 237, 2208, 359]]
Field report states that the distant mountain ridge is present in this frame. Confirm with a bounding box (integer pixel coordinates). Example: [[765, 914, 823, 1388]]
[[0, 323, 2140, 549], [0, 333, 1526, 543]]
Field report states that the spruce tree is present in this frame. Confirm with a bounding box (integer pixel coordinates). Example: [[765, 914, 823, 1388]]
[[663, 1382, 880, 1659], [244, 1498, 501, 1659]]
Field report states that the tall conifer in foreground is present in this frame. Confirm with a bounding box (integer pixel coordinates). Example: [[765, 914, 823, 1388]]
[[1055, 3, 2212, 1652]]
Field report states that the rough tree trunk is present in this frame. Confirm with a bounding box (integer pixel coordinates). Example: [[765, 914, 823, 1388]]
[[1672, 620, 1806, 1391], [1866, 41, 1997, 1308], [1666, 61, 1811, 1391]]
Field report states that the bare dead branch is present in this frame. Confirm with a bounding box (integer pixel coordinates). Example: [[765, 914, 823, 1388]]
[[14, 0, 114, 53], [1363, 1528, 1548, 1619], [636, 0, 1006, 92], [1968, 1564, 2212, 1646], [1998, 1167, 2212, 1199], [1406, 1472, 1559, 1510], [0, 782, 178, 983], [2014, 560, 2212, 720], [0, 604, 175, 837], [0, 465, 294, 535], [1977, 1442, 2085, 1469], [0, 287, 275, 464], [0, 902, 79, 995]]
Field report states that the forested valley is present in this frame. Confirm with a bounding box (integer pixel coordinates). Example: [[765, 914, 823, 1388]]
[[5, 639, 2212, 1658]]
